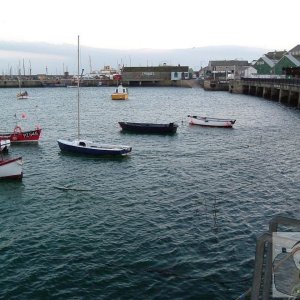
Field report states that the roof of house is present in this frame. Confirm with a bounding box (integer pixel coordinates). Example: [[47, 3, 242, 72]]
[[122, 66, 189, 72], [261, 56, 276, 67], [265, 50, 286, 60], [289, 44, 300, 54], [284, 53, 300, 66], [209, 60, 249, 67]]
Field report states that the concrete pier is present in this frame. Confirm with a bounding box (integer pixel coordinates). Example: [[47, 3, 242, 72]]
[[203, 79, 229, 91], [0, 78, 198, 88], [229, 78, 300, 109]]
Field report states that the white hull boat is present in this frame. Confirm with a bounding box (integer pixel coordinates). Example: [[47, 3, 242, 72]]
[[0, 157, 23, 180], [188, 115, 236, 128]]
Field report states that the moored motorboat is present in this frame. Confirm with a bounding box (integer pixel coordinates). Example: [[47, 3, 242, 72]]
[[0, 125, 42, 143], [0, 157, 23, 180], [111, 84, 128, 100], [188, 115, 236, 128], [119, 122, 178, 134]]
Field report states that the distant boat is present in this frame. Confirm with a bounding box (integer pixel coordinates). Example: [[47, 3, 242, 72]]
[[17, 91, 29, 100], [111, 84, 128, 100], [17, 78, 29, 99], [188, 115, 236, 128], [0, 125, 42, 143], [0, 156, 23, 180], [57, 36, 132, 157], [119, 122, 178, 134]]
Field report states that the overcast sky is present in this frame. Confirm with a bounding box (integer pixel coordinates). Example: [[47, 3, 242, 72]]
[[1, 0, 299, 51]]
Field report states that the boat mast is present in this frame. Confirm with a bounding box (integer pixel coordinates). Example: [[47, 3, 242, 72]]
[[77, 35, 80, 140]]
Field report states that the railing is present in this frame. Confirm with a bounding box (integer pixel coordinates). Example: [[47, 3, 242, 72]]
[[241, 77, 300, 86]]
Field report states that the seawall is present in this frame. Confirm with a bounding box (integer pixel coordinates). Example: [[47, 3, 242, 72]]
[[0, 78, 199, 88]]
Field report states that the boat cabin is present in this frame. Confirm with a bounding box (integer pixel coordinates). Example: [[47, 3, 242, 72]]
[[115, 85, 127, 94]]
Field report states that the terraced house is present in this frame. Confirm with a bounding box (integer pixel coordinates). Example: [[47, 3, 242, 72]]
[[254, 45, 300, 75]]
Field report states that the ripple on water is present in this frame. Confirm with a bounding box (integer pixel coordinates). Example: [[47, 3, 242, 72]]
[[0, 87, 299, 299]]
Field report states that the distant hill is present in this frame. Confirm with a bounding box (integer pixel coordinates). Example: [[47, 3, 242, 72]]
[[0, 41, 268, 75]]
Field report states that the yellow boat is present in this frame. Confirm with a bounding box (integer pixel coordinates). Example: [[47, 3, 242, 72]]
[[111, 84, 128, 100]]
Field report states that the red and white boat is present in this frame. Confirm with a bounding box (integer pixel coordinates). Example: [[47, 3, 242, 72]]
[[0, 157, 23, 180], [188, 115, 236, 128], [0, 125, 42, 143]]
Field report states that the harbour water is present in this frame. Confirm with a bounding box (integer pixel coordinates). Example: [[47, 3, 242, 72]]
[[0, 86, 300, 299]]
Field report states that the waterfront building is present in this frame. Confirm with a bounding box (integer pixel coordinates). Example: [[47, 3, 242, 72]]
[[253, 46, 300, 76], [121, 65, 189, 86], [289, 44, 300, 56], [253, 55, 277, 75], [275, 53, 300, 75], [238, 66, 257, 78], [204, 60, 250, 80]]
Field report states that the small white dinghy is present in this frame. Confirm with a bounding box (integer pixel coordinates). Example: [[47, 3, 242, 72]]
[[188, 115, 236, 128]]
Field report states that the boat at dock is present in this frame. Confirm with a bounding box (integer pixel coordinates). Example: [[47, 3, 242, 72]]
[[119, 122, 178, 134], [188, 115, 236, 128]]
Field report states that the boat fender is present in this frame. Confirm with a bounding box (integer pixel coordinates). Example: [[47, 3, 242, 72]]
[[14, 126, 22, 134]]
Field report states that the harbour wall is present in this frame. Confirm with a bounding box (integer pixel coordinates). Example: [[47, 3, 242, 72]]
[[200, 78, 300, 109], [0, 78, 198, 88], [203, 79, 229, 91], [229, 78, 300, 109]]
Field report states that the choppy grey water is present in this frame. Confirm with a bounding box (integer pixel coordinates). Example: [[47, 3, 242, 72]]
[[0, 86, 299, 299]]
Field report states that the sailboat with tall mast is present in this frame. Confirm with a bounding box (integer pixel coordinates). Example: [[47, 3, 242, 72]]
[[17, 77, 29, 99], [57, 36, 132, 156]]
